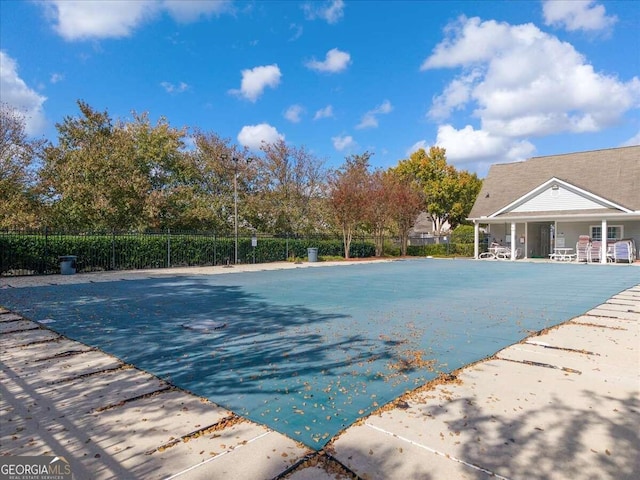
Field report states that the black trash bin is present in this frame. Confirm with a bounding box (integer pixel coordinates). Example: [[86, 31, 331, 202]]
[[59, 256, 77, 275]]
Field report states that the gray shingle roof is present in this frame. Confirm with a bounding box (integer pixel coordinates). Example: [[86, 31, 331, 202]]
[[468, 146, 640, 219]]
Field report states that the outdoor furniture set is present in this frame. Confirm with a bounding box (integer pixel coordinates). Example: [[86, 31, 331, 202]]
[[553, 236, 637, 263], [479, 242, 521, 260], [481, 238, 636, 263]]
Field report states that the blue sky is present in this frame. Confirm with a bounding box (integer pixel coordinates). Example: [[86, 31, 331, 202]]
[[1, 0, 638, 176]]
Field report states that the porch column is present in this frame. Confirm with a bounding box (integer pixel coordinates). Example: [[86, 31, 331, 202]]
[[474, 221, 480, 259], [511, 222, 516, 261], [601, 219, 608, 264], [524, 222, 528, 259]]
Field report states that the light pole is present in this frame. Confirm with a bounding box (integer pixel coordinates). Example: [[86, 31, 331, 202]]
[[222, 154, 250, 265]]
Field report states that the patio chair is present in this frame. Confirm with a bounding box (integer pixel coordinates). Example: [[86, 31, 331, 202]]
[[479, 242, 503, 259], [575, 235, 590, 263], [587, 240, 602, 263], [613, 239, 635, 263], [495, 246, 512, 260]]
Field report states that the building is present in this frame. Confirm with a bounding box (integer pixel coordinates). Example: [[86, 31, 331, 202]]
[[407, 212, 451, 245], [468, 146, 640, 262]]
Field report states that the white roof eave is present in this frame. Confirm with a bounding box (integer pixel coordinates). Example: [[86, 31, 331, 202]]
[[469, 211, 640, 223]]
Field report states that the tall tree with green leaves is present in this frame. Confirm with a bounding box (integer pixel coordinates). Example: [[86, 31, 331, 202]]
[[40, 101, 187, 231], [328, 152, 372, 258], [248, 139, 326, 236], [179, 130, 243, 232], [125, 111, 189, 230], [40, 101, 142, 230], [395, 147, 481, 242], [0, 104, 45, 229], [448, 169, 483, 228]]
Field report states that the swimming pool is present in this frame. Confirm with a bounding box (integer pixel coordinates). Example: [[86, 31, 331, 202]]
[[2, 259, 637, 448]]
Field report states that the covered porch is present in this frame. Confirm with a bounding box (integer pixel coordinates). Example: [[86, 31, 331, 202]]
[[472, 213, 640, 263]]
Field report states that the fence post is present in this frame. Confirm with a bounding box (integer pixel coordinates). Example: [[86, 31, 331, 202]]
[[111, 230, 116, 270], [213, 232, 217, 266], [167, 228, 171, 268], [43, 226, 49, 274]]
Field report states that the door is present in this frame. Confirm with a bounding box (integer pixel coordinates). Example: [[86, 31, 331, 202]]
[[540, 225, 551, 258]]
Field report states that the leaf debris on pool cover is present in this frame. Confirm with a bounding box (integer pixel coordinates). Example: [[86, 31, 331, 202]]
[[2, 259, 638, 449]]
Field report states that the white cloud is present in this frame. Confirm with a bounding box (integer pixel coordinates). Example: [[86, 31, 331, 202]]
[[332, 134, 355, 151], [50, 73, 64, 84], [356, 100, 392, 129], [44, 0, 158, 41], [620, 131, 640, 147], [428, 70, 481, 121], [284, 104, 304, 123], [160, 81, 189, 94], [302, 0, 344, 24], [314, 105, 334, 120], [422, 16, 640, 139], [305, 48, 351, 73], [421, 17, 520, 70], [356, 115, 377, 130], [41, 0, 231, 41], [0, 51, 47, 135], [542, 0, 617, 32], [162, 0, 232, 23], [229, 64, 281, 102], [407, 140, 429, 157], [289, 23, 303, 41], [435, 124, 535, 165], [237, 123, 284, 151]]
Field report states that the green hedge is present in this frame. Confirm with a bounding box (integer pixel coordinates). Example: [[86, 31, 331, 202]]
[[0, 233, 378, 275], [406, 243, 474, 257], [1, 231, 475, 276]]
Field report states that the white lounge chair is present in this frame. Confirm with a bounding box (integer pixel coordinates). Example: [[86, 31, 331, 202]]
[[575, 235, 590, 263], [613, 239, 636, 263], [587, 240, 602, 263], [479, 242, 497, 259]]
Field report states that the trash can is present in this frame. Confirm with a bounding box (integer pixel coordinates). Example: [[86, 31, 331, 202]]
[[307, 248, 318, 263], [59, 255, 77, 275]]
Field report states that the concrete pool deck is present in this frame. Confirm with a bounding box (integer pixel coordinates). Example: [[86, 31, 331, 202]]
[[1, 261, 639, 479]]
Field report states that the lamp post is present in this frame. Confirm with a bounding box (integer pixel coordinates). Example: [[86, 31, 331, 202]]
[[221, 154, 251, 265]]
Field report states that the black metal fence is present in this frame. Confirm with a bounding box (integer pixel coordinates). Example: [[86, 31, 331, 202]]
[[0, 230, 353, 276], [0, 229, 468, 277]]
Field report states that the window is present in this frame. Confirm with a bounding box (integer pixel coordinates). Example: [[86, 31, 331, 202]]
[[590, 225, 623, 242]]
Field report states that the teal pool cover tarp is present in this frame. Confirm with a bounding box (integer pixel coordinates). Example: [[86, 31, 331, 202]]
[[1, 259, 638, 449]]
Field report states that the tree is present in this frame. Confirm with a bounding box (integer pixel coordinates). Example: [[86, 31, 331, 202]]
[[360, 167, 424, 257], [384, 170, 424, 256], [247, 139, 326, 236], [40, 101, 187, 231], [125, 111, 189, 230], [448, 169, 482, 228], [363, 170, 389, 256], [0, 103, 45, 229], [178, 130, 243, 232], [395, 147, 482, 242], [328, 152, 372, 258], [40, 101, 141, 230]]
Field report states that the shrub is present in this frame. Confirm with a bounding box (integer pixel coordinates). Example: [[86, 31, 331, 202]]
[[0, 232, 380, 275], [450, 225, 475, 244]]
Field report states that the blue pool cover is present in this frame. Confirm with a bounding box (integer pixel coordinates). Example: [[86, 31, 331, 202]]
[[1, 259, 638, 449]]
